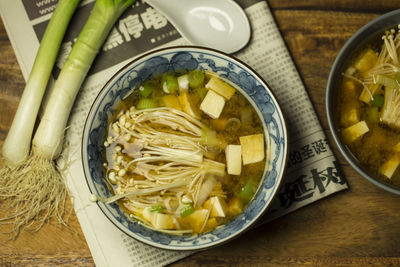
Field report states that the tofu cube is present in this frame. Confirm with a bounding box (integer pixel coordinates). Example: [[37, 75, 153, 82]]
[[152, 213, 175, 229], [240, 133, 265, 165], [341, 121, 369, 144], [161, 95, 182, 111], [209, 196, 228, 217], [225, 144, 242, 175], [205, 76, 236, 100], [200, 90, 226, 119], [186, 209, 209, 233], [379, 155, 400, 179]]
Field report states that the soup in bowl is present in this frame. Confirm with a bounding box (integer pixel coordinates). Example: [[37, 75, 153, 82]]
[[82, 46, 288, 250], [326, 9, 400, 195]]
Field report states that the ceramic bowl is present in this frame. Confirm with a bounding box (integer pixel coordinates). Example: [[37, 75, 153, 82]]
[[326, 9, 400, 195], [82, 46, 288, 250]]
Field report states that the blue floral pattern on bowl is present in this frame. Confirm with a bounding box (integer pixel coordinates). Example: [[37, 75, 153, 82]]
[[82, 46, 288, 250]]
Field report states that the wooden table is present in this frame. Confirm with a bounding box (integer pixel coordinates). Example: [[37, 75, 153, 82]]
[[1, 0, 400, 266]]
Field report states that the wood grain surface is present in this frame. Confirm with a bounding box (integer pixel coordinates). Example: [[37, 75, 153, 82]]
[[1, 0, 400, 266]]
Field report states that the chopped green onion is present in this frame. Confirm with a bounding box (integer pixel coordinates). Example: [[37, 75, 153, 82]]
[[188, 69, 205, 88], [180, 203, 195, 217], [194, 86, 207, 100], [162, 74, 178, 94], [139, 81, 155, 98], [238, 180, 257, 203], [372, 94, 384, 107], [201, 127, 217, 147], [149, 205, 164, 213], [136, 98, 158, 109]]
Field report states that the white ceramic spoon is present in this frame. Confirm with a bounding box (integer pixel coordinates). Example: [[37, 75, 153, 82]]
[[144, 0, 251, 54]]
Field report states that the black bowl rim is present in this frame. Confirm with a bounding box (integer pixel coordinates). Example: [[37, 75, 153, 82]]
[[326, 9, 400, 195]]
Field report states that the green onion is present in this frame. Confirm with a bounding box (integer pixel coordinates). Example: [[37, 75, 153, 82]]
[[180, 203, 195, 217], [238, 180, 257, 203], [372, 94, 384, 107], [188, 69, 205, 88], [0, 0, 136, 238], [162, 74, 178, 94], [136, 98, 158, 109], [139, 81, 155, 98], [149, 205, 164, 213], [201, 127, 217, 147], [194, 86, 207, 100], [1, 0, 81, 166]]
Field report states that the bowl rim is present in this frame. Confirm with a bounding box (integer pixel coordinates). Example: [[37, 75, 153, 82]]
[[82, 45, 289, 250], [326, 9, 400, 195]]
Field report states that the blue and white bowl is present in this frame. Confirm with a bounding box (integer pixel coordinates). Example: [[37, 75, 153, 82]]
[[82, 46, 288, 250]]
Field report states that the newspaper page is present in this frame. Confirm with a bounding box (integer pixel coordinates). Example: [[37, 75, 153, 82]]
[[0, 0, 348, 266]]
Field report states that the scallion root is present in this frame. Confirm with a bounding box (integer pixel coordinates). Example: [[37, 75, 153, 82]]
[[0, 154, 69, 239]]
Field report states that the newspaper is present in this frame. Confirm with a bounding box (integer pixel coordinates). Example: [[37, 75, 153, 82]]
[[0, 0, 348, 266]]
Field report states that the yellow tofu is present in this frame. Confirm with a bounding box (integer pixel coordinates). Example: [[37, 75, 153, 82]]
[[393, 141, 400, 152], [161, 95, 182, 110], [205, 76, 236, 100], [341, 121, 369, 144], [209, 196, 228, 217], [379, 154, 400, 179], [340, 107, 360, 127], [185, 209, 209, 233], [152, 213, 175, 230], [225, 144, 242, 175], [353, 48, 378, 74], [228, 197, 243, 216], [239, 133, 265, 165], [200, 90, 226, 119]]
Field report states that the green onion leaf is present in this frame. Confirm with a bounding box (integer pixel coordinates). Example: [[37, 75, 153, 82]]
[[162, 74, 178, 94], [139, 81, 155, 98], [180, 203, 195, 217], [136, 98, 158, 110], [149, 205, 164, 213], [238, 180, 257, 203], [188, 70, 205, 88], [372, 94, 384, 107]]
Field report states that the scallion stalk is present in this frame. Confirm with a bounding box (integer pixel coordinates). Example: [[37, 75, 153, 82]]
[[1, 0, 81, 167], [0, 0, 136, 238]]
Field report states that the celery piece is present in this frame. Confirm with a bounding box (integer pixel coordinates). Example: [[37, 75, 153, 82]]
[[188, 69, 205, 88], [136, 98, 158, 109], [372, 94, 384, 107], [162, 74, 179, 94], [139, 81, 155, 98], [180, 203, 195, 217], [149, 205, 164, 213]]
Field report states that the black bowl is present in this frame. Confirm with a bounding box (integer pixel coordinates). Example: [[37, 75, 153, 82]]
[[326, 9, 400, 195]]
